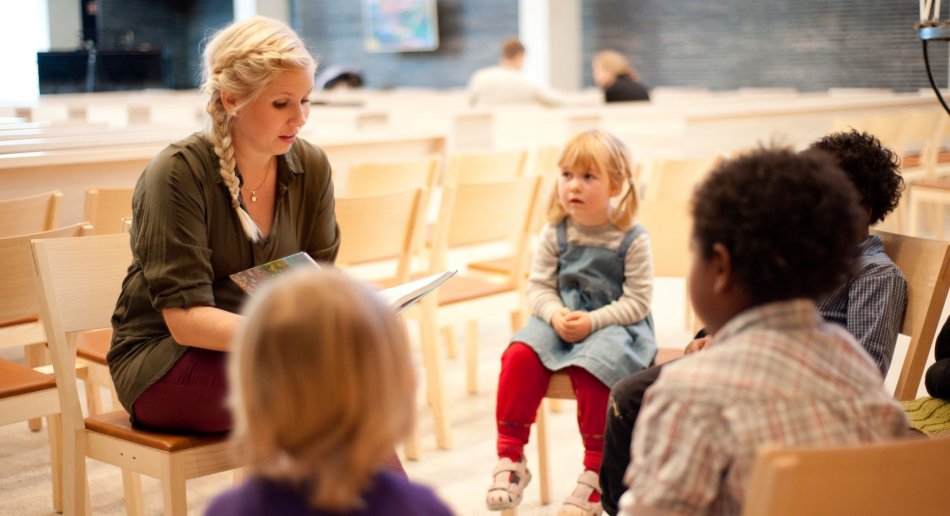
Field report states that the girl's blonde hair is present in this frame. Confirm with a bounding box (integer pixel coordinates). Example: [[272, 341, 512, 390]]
[[593, 49, 639, 82], [546, 129, 639, 229], [201, 16, 316, 242], [229, 268, 415, 511]]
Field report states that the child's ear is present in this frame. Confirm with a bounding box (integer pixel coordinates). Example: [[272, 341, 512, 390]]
[[710, 243, 734, 294], [609, 179, 623, 196]]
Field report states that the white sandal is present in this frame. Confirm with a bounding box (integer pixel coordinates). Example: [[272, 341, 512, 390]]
[[486, 457, 532, 511], [556, 470, 603, 516]]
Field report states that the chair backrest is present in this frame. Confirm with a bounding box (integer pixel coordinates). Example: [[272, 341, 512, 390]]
[[637, 200, 691, 278], [742, 437, 950, 516], [342, 157, 439, 197], [431, 175, 542, 280], [83, 187, 134, 235], [31, 233, 133, 426], [446, 148, 528, 184], [531, 144, 562, 179], [643, 155, 719, 201], [0, 191, 62, 237], [0, 223, 92, 323], [334, 188, 424, 284], [873, 230, 950, 400]]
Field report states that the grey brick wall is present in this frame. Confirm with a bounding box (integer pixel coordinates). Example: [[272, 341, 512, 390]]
[[96, 0, 232, 89], [93, 0, 947, 92], [582, 1, 947, 93], [294, 0, 519, 89]]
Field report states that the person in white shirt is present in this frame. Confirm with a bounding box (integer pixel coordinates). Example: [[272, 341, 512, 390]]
[[467, 37, 561, 108]]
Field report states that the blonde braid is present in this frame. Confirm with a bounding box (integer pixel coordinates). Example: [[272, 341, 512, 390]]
[[206, 91, 262, 242]]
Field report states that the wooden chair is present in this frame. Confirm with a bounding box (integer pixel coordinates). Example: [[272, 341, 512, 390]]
[[0, 223, 112, 432], [31, 233, 241, 515], [334, 188, 426, 459], [638, 199, 699, 334], [341, 157, 439, 264], [340, 157, 439, 197], [466, 145, 560, 279], [742, 436, 950, 516], [446, 148, 528, 183], [874, 230, 950, 401], [83, 187, 134, 235], [642, 155, 719, 202], [896, 109, 942, 182], [404, 175, 542, 451], [0, 190, 62, 237], [0, 223, 91, 512]]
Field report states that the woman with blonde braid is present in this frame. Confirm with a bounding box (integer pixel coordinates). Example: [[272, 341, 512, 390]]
[[108, 16, 339, 433]]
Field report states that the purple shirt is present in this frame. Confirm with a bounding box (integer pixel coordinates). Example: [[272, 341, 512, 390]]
[[205, 470, 453, 516]]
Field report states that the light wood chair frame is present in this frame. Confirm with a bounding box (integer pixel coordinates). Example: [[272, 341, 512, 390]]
[[742, 436, 950, 516], [0, 190, 62, 238], [874, 230, 950, 401], [32, 233, 241, 515], [83, 187, 134, 235], [404, 175, 542, 453]]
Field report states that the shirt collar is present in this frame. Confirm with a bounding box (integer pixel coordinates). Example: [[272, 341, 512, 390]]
[[860, 234, 883, 257], [708, 299, 823, 348]]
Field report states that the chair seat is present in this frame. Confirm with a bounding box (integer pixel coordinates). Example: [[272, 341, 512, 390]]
[[0, 359, 55, 398], [436, 274, 515, 305], [76, 328, 111, 364], [85, 410, 230, 452], [467, 256, 515, 276]]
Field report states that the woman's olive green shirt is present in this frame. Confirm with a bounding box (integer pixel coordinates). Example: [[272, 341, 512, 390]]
[[108, 133, 340, 412]]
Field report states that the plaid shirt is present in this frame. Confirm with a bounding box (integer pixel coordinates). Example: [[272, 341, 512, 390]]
[[816, 235, 907, 377], [622, 300, 910, 516]]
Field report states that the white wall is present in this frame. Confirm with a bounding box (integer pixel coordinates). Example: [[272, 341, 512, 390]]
[[47, 0, 81, 49]]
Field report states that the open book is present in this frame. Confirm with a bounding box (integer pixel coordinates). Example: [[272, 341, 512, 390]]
[[229, 251, 456, 314]]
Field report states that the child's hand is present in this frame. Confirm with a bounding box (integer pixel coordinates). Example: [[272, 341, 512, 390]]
[[560, 311, 592, 343], [684, 336, 711, 354], [551, 307, 573, 340]]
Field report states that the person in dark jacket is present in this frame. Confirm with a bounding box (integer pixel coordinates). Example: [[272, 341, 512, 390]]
[[592, 50, 650, 103]]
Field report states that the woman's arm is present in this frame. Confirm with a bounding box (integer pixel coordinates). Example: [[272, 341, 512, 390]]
[[162, 306, 242, 352]]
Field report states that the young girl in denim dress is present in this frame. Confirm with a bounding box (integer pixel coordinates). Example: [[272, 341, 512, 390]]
[[487, 130, 656, 515]]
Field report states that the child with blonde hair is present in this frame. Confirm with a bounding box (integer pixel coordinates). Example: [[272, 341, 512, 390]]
[[486, 130, 657, 515], [206, 269, 452, 515]]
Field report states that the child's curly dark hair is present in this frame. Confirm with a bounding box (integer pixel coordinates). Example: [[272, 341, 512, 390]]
[[691, 146, 865, 304], [808, 130, 904, 225]]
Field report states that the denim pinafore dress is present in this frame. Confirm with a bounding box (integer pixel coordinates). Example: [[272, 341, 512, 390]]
[[511, 220, 657, 387]]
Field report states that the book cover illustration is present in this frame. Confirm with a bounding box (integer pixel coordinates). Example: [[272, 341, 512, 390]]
[[229, 252, 319, 294]]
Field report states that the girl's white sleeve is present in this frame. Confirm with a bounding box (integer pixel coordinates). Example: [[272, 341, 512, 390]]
[[525, 225, 564, 323], [587, 232, 653, 330]]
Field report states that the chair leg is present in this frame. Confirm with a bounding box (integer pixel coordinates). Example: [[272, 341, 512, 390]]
[[420, 302, 451, 450], [47, 413, 63, 513], [122, 470, 145, 516], [160, 458, 187, 516], [536, 399, 552, 505], [85, 382, 102, 416], [62, 425, 89, 515], [404, 415, 422, 461], [26, 342, 46, 431], [466, 320, 478, 394], [442, 326, 458, 359]]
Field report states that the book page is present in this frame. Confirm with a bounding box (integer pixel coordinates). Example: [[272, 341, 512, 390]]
[[380, 270, 457, 314]]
